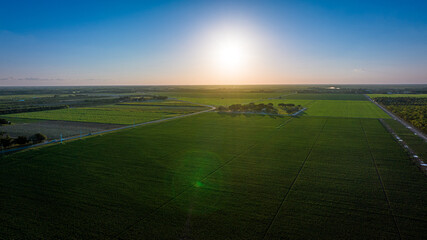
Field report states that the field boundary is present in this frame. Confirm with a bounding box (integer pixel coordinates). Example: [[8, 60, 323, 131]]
[[379, 119, 427, 174], [262, 118, 328, 239], [360, 119, 402, 239], [365, 94, 427, 142]]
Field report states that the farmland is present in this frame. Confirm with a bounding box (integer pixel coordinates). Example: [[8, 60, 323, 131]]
[[370, 96, 427, 134], [1, 103, 208, 125], [384, 119, 427, 160], [0, 112, 426, 239], [257, 99, 389, 118], [279, 93, 367, 100], [154, 91, 286, 106], [0, 120, 124, 139]]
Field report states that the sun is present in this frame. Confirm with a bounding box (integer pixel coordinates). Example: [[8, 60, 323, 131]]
[[212, 35, 248, 74], [208, 31, 252, 77]]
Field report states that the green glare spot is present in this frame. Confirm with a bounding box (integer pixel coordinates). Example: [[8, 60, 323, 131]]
[[195, 181, 204, 187]]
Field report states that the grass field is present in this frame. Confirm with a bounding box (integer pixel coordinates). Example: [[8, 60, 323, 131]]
[[1, 104, 208, 125], [0, 113, 425, 239]]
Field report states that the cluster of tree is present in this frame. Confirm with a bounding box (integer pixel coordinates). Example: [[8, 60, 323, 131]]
[[373, 97, 427, 106], [373, 97, 427, 134], [0, 133, 47, 149], [0, 118, 11, 125], [386, 105, 426, 134], [278, 103, 303, 114], [217, 103, 278, 114]]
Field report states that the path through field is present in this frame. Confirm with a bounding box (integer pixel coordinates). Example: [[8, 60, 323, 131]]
[[366, 94, 427, 142]]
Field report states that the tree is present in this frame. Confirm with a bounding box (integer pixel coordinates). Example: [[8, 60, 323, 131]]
[[30, 133, 47, 143], [217, 106, 227, 111], [0, 118, 10, 125], [0, 135, 13, 148], [14, 136, 29, 145]]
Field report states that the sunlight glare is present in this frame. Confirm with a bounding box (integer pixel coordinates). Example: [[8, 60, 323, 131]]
[[211, 33, 250, 75]]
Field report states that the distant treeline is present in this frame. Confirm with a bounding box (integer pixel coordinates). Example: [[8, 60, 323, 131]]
[[0, 105, 69, 115], [119, 95, 168, 102], [217, 103, 303, 115], [297, 88, 368, 94], [373, 97, 427, 106], [373, 97, 427, 134]]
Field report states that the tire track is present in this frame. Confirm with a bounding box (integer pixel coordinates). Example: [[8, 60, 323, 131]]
[[360, 119, 402, 240], [262, 118, 328, 239], [112, 117, 295, 239]]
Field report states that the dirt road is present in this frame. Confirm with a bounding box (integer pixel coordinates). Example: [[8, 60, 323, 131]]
[[365, 94, 427, 142]]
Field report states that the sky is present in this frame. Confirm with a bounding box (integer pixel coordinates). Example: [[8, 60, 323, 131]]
[[1, 0, 427, 86]]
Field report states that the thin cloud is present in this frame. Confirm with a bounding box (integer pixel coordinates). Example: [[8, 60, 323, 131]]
[[352, 68, 366, 73]]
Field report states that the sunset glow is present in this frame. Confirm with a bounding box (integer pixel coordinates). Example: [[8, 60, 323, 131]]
[[209, 32, 251, 76]]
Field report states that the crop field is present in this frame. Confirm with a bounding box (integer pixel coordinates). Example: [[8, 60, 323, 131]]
[[259, 99, 390, 118], [384, 119, 427, 160], [0, 120, 124, 139], [0, 113, 425, 239], [280, 93, 367, 100], [1, 103, 208, 125], [117, 100, 206, 107], [305, 100, 390, 118], [155, 92, 286, 106]]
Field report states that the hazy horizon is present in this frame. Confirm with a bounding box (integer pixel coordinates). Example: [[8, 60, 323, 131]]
[[1, 0, 427, 86]]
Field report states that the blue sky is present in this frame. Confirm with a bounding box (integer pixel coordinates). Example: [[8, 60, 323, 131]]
[[1, 0, 427, 85]]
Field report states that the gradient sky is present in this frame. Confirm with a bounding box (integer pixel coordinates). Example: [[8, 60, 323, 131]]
[[1, 0, 427, 86]]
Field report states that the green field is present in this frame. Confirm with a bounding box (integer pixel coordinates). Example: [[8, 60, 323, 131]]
[[282, 93, 367, 100], [259, 99, 390, 118], [164, 93, 367, 106], [117, 100, 205, 107], [1, 104, 208, 125], [305, 100, 390, 118], [384, 119, 427, 160], [0, 113, 425, 239], [156, 92, 285, 106], [369, 94, 427, 98]]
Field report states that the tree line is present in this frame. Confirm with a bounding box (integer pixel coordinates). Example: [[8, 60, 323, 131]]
[[373, 97, 427, 106], [0, 105, 69, 115], [373, 97, 426, 134]]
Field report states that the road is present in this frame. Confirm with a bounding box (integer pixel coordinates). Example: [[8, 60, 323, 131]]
[[1, 103, 215, 155], [365, 94, 427, 142]]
